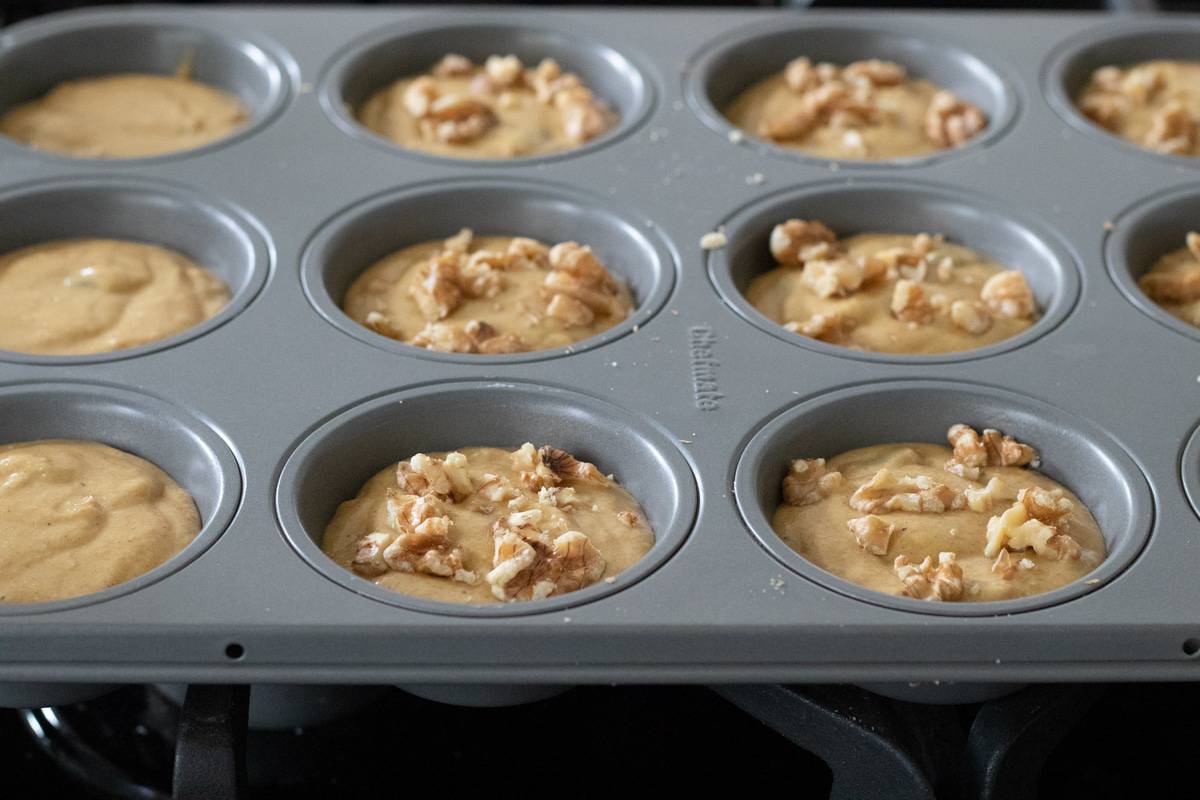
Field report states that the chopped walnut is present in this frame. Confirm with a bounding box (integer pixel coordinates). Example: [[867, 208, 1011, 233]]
[[351, 532, 392, 576], [802, 256, 887, 299], [991, 548, 1017, 580], [850, 469, 965, 514], [981, 428, 1039, 468], [980, 270, 1036, 319], [1016, 486, 1073, 528], [507, 237, 551, 269], [947, 423, 988, 468], [1046, 533, 1082, 561], [943, 460, 982, 482], [484, 54, 523, 88], [543, 270, 624, 317], [1140, 237, 1200, 302], [925, 90, 986, 147], [950, 300, 992, 335], [396, 452, 472, 502], [617, 510, 639, 527], [432, 53, 474, 78], [843, 59, 907, 87], [443, 227, 474, 254], [783, 57, 819, 93], [848, 514, 895, 555], [463, 320, 524, 354], [984, 502, 1059, 558], [782, 458, 845, 506], [1079, 92, 1127, 129], [891, 279, 934, 324], [421, 94, 497, 144], [1145, 101, 1197, 155], [538, 445, 607, 484], [769, 219, 839, 267], [546, 292, 596, 326], [459, 250, 509, 298], [538, 485, 578, 509], [548, 242, 617, 292], [410, 255, 462, 320], [562, 101, 610, 143], [965, 476, 1006, 513], [478, 472, 520, 503], [783, 312, 853, 343], [1122, 64, 1166, 104], [894, 552, 963, 601], [411, 321, 476, 353], [384, 527, 475, 583], [402, 76, 438, 117], [511, 442, 559, 490], [487, 528, 606, 601]]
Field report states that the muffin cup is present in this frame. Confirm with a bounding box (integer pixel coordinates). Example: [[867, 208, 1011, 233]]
[[0, 177, 272, 364], [0, 14, 294, 163], [734, 380, 1153, 618], [1044, 19, 1200, 166], [707, 179, 1080, 364], [684, 19, 1016, 167], [301, 178, 676, 364], [319, 16, 654, 165], [275, 380, 698, 617]]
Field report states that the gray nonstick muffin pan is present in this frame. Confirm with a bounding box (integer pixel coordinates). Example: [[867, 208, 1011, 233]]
[[2, 5, 1200, 709]]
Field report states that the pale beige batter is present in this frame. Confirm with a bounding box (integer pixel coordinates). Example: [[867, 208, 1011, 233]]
[[1077, 61, 1200, 156], [0, 74, 249, 159], [1138, 231, 1200, 326], [746, 221, 1038, 355], [0, 239, 231, 356], [0, 440, 201, 604], [343, 229, 633, 354], [323, 445, 655, 604], [726, 57, 986, 160], [773, 425, 1105, 603], [357, 53, 617, 159]]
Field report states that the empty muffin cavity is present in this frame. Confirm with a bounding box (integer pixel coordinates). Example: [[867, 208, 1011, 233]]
[[0, 16, 292, 160], [0, 178, 270, 364], [708, 180, 1079, 363], [734, 381, 1152, 617], [685, 21, 1014, 164], [302, 179, 675, 363], [275, 382, 697, 617], [320, 19, 652, 162]]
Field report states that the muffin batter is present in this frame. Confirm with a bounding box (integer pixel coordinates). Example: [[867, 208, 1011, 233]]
[[773, 425, 1105, 603], [0, 73, 249, 159], [358, 53, 617, 159], [0, 238, 231, 356], [726, 57, 986, 160], [1138, 231, 1200, 326], [343, 229, 633, 354], [323, 444, 655, 604], [0, 440, 201, 604], [1077, 61, 1200, 156], [746, 221, 1038, 355]]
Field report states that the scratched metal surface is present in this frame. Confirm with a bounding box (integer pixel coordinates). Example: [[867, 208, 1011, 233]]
[[0, 5, 1198, 699]]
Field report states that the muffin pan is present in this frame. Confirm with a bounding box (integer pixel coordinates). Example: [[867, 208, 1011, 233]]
[[1, 6, 1199, 705]]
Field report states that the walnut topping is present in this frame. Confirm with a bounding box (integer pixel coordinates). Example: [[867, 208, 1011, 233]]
[[396, 452, 473, 502], [894, 552, 964, 601], [950, 300, 992, 335], [964, 476, 1006, 513], [769, 219, 839, 267], [1145, 101, 1197, 155], [924, 90, 987, 148], [506, 237, 551, 268], [409, 90, 498, 144], [511, 443, 559, 490], [891, 279, 934, 323], [802, 255, 887, 299], [487, 526, 607, 601], [1140, 233, 1200, 302], [479, 472, 519, 503], [848, 514, 895, 555], [947, 423, 988, 468], [463, 320, 524, 354], [410, 255, 462, 321], [1079, 92, 1127, 129], [782, 458, 845, 506], [432, 53, 474, 78], [459, 250, 509, 298], [351, 531, 392, 576], [1017, 486, 1073, 529], [984, 498, 1079, 560], [402, 76, 438, 117], [783, 57, 820, 93], [484, 54, 523, 88], [617, 510, 639, 527], [980, 270, 1036, 319], [383, 526, 475, 583], [783, 312, 853, 343], [946, 423, 1039, 471], [538, 445, 607, 484], [991, 548, 1016, 580], [850, 469, 965, 514], [546, 292, 595, 326], [538, 485, 578, 509], [541, 242, 625, 319], [843, 59, 907, 87]]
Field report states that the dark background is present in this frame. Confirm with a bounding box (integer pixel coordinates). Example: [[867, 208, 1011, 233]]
[[1, 1, 1198, 798]]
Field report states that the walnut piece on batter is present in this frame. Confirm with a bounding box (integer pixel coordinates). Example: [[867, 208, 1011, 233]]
[[782, 458, 846, 506], [980, 270, 1036, 320], [945, 424, 1039, 479], [1139, 232, 1200, 303], [486, 508, 607, 601], [891, 279, 934, 323], [1145, 101, 1197, 156], [894, 552, 964, 601], [802, 255, 888, 299], [769, 219, 839, 267], [396, 451, 473, 502], [542, 242, 628, 319], [924, 90, 986, 148], [964, 476, 1007, 513], [848, 514, 895, 555], [950, 300, 992, 335], [984, 497, 1082, 561], [850, 468, 966, 514]]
